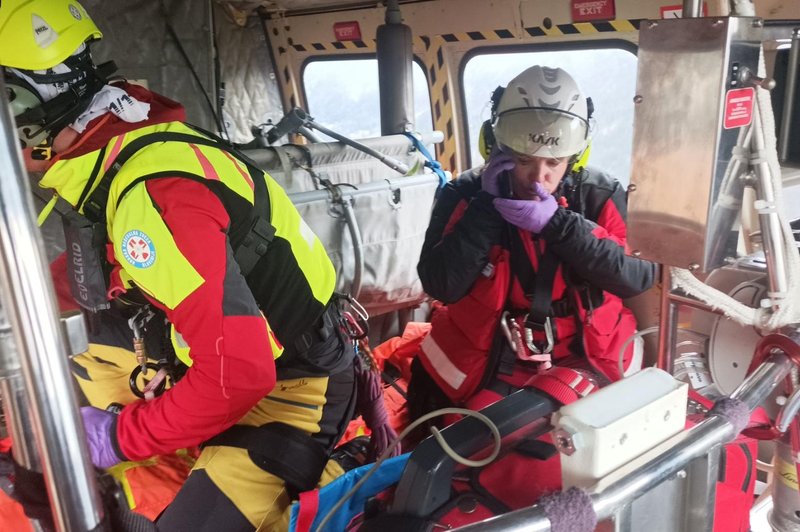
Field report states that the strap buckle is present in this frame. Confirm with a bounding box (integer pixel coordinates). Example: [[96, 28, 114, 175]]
[[525, 316, 554, 355], [500, 312, 553, 371]]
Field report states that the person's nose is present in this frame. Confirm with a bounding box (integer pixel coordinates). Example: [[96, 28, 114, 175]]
[[528, 160, 549, 184]]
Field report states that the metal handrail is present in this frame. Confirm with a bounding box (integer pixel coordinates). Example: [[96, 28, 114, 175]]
[[456, 349, 793, 531], [0, 77, 104, 531]]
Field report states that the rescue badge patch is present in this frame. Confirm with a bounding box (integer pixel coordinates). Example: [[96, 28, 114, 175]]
[[121, 230, 156, 269]]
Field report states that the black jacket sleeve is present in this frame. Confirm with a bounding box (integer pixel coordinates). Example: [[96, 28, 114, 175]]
[[540, 206, 656, 298], [417, 174, 506, 303]]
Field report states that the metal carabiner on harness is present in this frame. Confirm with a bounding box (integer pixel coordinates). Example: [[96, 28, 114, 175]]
[[499, 311, 526, 360], [128, 305, 155, 375], [129, 363, 169, 400], [336, 293, 370, 341], [524, 316, 554, 355]]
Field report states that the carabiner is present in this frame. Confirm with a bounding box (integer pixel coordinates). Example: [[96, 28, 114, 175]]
[[499, 311, 515, 348], [128, 305, 155, 375], [342, 311, 368, 340], [525, 316, 554, 355], [336, 293, 369, 340], [129, 363, 168, 399]]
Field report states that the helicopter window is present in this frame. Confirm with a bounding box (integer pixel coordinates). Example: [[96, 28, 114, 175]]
[[462, 44, 638, 185], [303, 57, 434, 140]]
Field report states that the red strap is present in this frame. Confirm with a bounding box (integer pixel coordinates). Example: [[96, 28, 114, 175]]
[[295, 490, 320, 532], [525, 367, 596, 406]]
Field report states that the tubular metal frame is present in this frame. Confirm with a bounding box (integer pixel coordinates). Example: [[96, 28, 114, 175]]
[[0, 78, 105, 531], [456, 350, 794, 531]]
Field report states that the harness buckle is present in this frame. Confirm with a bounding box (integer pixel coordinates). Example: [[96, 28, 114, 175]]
[[523, 316, 554, 374], [501, 312, 551, 374], [524, 316, 554, 355]]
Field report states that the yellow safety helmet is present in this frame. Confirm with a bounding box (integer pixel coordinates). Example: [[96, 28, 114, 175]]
[[0, 0, 101, 71]]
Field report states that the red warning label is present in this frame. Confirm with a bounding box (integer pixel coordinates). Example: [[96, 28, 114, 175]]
[[571, 0, 615, 22], [723, 87, 754, 129]]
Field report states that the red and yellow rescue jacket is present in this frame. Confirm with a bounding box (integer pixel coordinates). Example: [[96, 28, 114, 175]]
[[416, 167, 656, 402], [38, 84, 336, 461]]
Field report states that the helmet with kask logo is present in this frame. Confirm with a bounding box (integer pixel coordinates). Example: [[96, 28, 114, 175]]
[[492, 66, 591, 160]]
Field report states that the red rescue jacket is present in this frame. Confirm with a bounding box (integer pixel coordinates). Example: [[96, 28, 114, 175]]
[[417, 167, 655, 402]]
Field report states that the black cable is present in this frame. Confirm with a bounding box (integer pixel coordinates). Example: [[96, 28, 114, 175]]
[[210, 2, 231, 140], [159, 0, 225, 136]]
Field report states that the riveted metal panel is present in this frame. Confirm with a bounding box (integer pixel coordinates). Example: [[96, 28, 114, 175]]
[[627, 17, 762, 271]]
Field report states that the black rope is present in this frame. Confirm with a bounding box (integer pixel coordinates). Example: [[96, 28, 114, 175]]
[[159, 0, 226, 138]]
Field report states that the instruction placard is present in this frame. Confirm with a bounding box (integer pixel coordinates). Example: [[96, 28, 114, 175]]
[[660, 3, 708, 18], [723, 87, 754, 129]]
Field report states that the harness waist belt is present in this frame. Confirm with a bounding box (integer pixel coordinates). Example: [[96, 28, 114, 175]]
[[203, 422, 328, 494], [292, 303, 340, 355]]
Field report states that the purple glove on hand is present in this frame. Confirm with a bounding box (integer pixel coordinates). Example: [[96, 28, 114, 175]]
[[481, 151, 515, 197], [81, 406, 123, 469], [493, 183, 558, 233]]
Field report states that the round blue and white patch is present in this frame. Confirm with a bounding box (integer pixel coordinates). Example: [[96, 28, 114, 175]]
[[121, 230, 156, 269]]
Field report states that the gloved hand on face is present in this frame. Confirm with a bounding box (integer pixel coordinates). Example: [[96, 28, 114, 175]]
[[480, 149, 515, 197], [493, 182, 558, 234], [81, 406, 124, 468]]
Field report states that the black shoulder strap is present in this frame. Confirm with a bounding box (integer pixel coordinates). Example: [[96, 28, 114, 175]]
[[507, 228, 559, 327], [81, 129, 273, 277]]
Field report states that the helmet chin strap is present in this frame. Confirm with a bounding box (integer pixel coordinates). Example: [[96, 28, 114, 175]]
[[8, 60, 117, 150]]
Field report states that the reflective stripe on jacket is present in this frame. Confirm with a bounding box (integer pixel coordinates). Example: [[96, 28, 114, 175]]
[[416, 167, 655, 402], [40, 118, 336, 459]]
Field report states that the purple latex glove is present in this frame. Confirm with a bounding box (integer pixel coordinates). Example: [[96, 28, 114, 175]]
[[493, 183, 558, 233], [81, 406, 123, 468], [481, 151, 515, 197]]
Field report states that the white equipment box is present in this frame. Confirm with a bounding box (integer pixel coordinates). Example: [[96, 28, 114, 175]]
[[552, 368, 688, 488]]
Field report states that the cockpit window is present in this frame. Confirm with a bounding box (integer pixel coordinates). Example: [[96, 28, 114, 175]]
[[303, 58, 434, 140], [462, 46, 638, 185]]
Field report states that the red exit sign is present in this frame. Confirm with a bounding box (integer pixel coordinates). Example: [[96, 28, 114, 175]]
[[333, 21, 361, 41], [571, 0, 615, 22]]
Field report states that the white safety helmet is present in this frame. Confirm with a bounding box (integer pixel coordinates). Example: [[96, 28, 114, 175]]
[[492, 66, 591, 159]]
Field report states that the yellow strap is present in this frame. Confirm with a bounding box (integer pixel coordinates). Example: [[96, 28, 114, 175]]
[[37, 194, 58, 227]]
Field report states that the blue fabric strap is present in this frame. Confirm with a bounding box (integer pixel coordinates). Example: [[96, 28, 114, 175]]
[[403, 133, 447, 188]]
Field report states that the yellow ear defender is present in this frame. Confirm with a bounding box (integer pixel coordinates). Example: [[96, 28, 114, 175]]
[[478, 119, 494, 161], [570, 142, 591, 174]]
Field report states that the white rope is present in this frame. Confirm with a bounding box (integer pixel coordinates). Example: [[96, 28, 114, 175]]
[[618, 326, 660, 378], [672, 48, 800, 331]]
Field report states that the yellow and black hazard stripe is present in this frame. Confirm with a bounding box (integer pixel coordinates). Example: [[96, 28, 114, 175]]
[[290, 20, 642, 54], [421, 19, 642, 176], [291, 39, 375, 52], [284, 19, 643, 174]]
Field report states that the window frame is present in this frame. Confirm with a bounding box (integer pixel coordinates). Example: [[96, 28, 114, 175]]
[[457, 39, 639, 169], [300, 52, 435, 138]]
